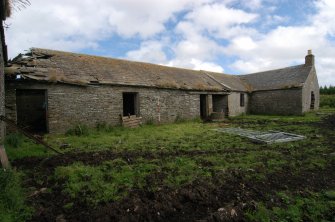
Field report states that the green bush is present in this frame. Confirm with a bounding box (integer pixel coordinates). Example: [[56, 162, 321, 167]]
[[0, 170, 33, 222], [320, 95, 335, 108], [66, 124, 90, 136]]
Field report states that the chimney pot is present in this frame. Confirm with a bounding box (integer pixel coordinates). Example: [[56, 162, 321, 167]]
[[305, 49, 314, 66]]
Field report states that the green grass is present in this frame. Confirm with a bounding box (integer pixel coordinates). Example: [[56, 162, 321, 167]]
[[3, 109, 335, 220], [229, 110, 322, 123], [164, 157, 211, 187], [54, 159, 159, 205], [0, 170, 33, 222], [246, 191, 335, 222], [54, 157, 212, 205], [5, 133, 52, 160]]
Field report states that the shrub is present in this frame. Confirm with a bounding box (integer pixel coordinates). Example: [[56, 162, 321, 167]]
[[320, 95, 335, 108]]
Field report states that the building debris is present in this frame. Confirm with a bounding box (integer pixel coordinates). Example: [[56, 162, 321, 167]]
[[214, 127, 305, 144]]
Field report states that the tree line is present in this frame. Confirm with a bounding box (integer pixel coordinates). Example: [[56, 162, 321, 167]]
[[320, 85, 335, 95]]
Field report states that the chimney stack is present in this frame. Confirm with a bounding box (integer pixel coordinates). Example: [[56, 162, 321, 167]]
[[305, 49, 314, 66]]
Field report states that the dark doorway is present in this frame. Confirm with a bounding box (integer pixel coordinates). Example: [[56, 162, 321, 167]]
[[200, 94, 208, 119], [123, 92, 138, 116], [16, 89, 48, 133], [310, 91, 315, 110]]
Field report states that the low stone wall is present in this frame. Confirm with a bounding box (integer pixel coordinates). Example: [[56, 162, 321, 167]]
[[249, 88, 302, 115], [6, 82, 202, 134]]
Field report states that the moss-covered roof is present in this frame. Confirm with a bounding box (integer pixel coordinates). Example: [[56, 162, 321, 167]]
[[6, 48, 314, 92], [239, 65, 313, 91]]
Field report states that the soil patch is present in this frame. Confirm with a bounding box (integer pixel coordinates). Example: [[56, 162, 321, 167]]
[[25, 164, 335, 222]]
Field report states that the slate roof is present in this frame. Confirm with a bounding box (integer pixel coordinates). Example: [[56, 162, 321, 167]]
[[6, 48, 314, 92], [8, 48, 230, 92], [239, 65, 313, 91]]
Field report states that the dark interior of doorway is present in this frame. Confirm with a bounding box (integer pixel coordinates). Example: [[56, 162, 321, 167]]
[[310, 91, 315, 109], [123, 92, 138, 116], [200, 95, 208, 119], [16, 89, 48, 133]]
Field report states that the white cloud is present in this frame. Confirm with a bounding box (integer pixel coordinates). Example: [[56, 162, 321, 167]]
[[225, 0, 335, 85], [184, 3, 258, 38], [126, 40, 168, 64], [5, 0, 335, 86], [189, 59, 224, 72], [6, 0, 211, 58], [167, 58, 224, 73], [230, 36, 258, 51]]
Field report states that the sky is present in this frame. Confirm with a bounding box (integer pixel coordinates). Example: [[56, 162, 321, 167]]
[[5, 0, 335, 86]]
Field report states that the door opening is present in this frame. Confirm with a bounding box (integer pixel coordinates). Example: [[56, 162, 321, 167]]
[[310, 91, 315, 110], [123, 92, 138, 116], [200, 94, 208, 119], [16, 89, 48, 133]]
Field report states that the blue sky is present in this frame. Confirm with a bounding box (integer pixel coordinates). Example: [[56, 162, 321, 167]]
[[6, 0, 335, 86]]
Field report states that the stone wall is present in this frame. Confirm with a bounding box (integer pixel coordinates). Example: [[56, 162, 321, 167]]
[[228, 92, 249, 116], [302, 67, 319, 112], [6, 82, 202, 133], [249, 88, 302, 115]]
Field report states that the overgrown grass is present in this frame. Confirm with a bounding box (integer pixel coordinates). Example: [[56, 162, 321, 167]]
[[246, 191, 335, 222], [5, 109, 333, 160], [4, 109, 335, 220], [5, 133, 51, 160], [54, 157, 213, 205], [55, 159, 158, 205], [0, 170, 33, 222]]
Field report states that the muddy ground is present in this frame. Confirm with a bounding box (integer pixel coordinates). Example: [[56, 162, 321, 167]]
[[12, 116, 335, 221]]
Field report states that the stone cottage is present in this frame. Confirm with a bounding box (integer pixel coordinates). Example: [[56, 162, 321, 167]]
[[5, 48, 319, 133]]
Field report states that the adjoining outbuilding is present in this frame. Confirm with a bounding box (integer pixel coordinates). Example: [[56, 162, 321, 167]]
[[5, 48, 319, 134]]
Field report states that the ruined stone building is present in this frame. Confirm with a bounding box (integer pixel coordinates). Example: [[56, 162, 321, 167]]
[[5, 48, 319, 134]]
